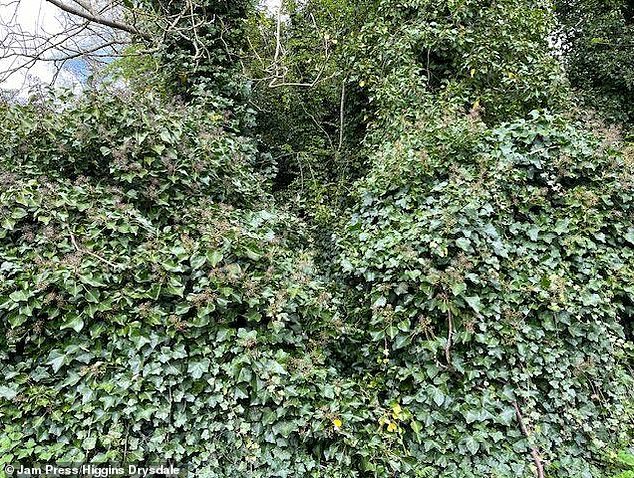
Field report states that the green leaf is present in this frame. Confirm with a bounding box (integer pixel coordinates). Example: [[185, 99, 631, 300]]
[[455, 237, 472, 252], [465, 296, 482, 314], [431, 388, 445, 407], [451, 282, 467, 296], [9, 290, 29, 302], [187, 359, 210, 379], [464, 410, 479, 424], [85, 289, 101, 303], [207, 250, 224, 267], [0, 385, 18, 400], [83, 436, 97, 451], [61, 315, 84, 332], [617, 452, 634, 468], [464, 436, 480, 454], [499, 407, 516, 425], [47, 351, 66, 373], [190, 254, 207, 270], [411, 420, 422, 435]]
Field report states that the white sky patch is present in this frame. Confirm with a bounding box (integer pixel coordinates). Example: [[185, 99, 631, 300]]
[[0, 0, 83, 95], [265, 0, 281, 10]]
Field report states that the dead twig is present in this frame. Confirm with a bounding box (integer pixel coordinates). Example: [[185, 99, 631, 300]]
[[513, 400, 545, 478], [44, 0, 150, 39], [338, 79, 345, 151], [444, 307, 453, 366], [67, 225, 119, 269]]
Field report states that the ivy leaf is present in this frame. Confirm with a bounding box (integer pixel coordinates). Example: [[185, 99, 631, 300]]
[[455, 237, 472, 252], [465, 296, 482, 314], [207, 250, 224, 267], [9, 290, 29, 302], [190, 254, 207, 270], [617, 452, 634, 467], [187, 359, 210, 379], [410, 420, 422, 435], [0, 385, 18, 400], [61, 315, 84, 333], [83, 436, 97, 451], [464, 436, 480, 454], [47, 351, 66, 373], [451, 282, 467, 296], [431, 388, 445, 407], [499, 407, 516, 425], [464, 410, 479, 424]]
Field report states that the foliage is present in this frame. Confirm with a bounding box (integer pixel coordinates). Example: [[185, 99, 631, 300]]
[[610, 451, 634, 478], [0, 91, 267, 222], [2, 0, 634, 476], [0, 92, 355, 476], [554, 0, 634, 126], [346, 0, 568, 125], [326, 2, 634, 475], [247, 0, 371, 207], [336, 104, 634, 476], [139, 0, 258, 101]]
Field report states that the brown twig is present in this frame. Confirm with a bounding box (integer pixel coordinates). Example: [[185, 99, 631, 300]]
[[338, 79, 346, 151], [67, 225, 119, 269], [444, 307, 453, 366], [513, 401, 545, 478], [44, 0, 150, 39]]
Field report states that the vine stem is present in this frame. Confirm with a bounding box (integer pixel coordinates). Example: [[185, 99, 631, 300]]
[[444, 308, 453, 366], [513, 401, 545, 478], [67, 225, 119, 269]]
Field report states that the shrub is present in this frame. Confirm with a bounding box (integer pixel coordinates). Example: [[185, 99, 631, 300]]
[[336, 107, 634, 476], [0, 92, 267, 221], [0, 93, 354, 476]]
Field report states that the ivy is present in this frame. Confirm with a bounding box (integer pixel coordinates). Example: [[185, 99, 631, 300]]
[[0, 93, 358, 476], [336, 106, 634, 475]]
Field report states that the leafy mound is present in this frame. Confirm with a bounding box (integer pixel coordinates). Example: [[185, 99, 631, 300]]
[[0, 93, 266, 219], [0, 94, 352, 476], [336, 107, 634, 476], [2, 0, 634, 476]]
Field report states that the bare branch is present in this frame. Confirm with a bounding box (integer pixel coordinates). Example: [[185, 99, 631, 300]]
[[43, 0, 150, 39], [513, 401, 545, 478]]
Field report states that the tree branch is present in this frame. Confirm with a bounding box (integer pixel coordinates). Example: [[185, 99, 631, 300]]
[[44, 0, 150, 39]]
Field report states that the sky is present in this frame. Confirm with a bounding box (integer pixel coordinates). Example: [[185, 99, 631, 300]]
[[0, 0, 78, 93], [0, 0, 282, 95]]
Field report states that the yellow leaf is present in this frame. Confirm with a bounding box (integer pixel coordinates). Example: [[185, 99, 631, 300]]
[[470, 68, 476, 78], [359, 80, 366, 87], [387, 422, 398, 433]]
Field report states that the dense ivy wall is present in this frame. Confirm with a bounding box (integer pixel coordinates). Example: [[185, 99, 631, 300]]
[[1, 0, 633, 476], [328, 0, 634, 475], [0, 94, 356, 476], [336, 107, 634, 476]]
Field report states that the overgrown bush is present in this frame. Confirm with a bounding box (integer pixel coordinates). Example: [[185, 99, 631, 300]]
[[2, 0, 634, 476], [347, 0, 568, 125], [0, 93, 356, 476], [0, 92, 268, 221], [336, 105, 634, 476]]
